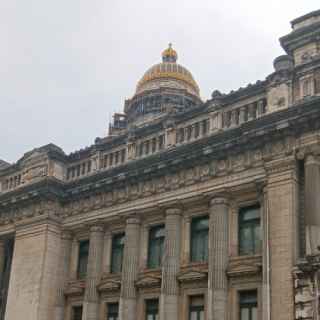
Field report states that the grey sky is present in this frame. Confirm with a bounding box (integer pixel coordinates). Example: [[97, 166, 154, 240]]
[[1, 0, 319, 163]]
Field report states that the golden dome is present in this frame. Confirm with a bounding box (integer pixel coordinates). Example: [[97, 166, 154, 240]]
[[135, 44, 200, 97]]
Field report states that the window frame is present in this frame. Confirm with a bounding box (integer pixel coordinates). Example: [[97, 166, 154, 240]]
[[238, 205, 261, 256], [106, 302, 119, 320], [190, 216, 209, 263], [72, 305, 83, 320], [189, 295, 205, 320], [110, 233, 125, 274], [145, 299, 159, 320], [147, 225, 165, 269], [77, 240, 89, 279], [239, 290, 258, 320]]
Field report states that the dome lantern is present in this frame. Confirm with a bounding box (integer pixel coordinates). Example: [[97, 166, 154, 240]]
[[162, 43, 178, 63]]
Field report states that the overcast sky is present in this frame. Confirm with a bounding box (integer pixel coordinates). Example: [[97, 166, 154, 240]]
[[0, 1, 319, 163]]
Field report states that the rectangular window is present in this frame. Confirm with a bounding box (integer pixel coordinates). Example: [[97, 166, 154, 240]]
[[239, 290, 257, 320], [111, 233, 125, 273], [146, 299, 159, 320], [107, 303, 119, 320], [77, 240, 89, 279], [139, 143, 144, 156], [151, 138, 157, 153], [121, 149, 126, 163], [145, 141, 150, 155], [115, 151, 119, 165], [202, 119, 209, 135], [87, 160, 92, 173], [109, 154, 114, 166], [239, 205, 261, 256], [148, 225, 165, 269], [194, 122, 200, 138], [178, 127, 185, 143], [189, 295, 204, 320], [186, 126, 193, 141], [72, 306, 83, 320], [81, 163, 86, 175], [158, 135, 165, 150], [191, 216, 209, 262], [104, 155, 108, 168]]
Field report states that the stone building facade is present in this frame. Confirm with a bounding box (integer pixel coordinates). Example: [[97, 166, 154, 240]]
[[1, 9, 320, 320]]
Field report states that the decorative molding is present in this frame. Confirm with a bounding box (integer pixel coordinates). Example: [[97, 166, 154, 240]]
[[177, 264, 208, 283], [97, 274, 121, 293], [64, 280, 86, 297], [135, 272, 162, 289]]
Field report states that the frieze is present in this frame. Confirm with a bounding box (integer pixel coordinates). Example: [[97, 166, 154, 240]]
[[2, 99, 320, 223], [46, 137, 293, 219]]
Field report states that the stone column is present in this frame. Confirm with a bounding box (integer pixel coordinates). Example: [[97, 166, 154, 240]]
[[69, 237, 80, 280], [54, 231, 72, 320], [160, 208, 182, 320], [304, 154, 320, 255], [101, 230, 112, 273], [261, 187, 271, 320], [207, 196, 229, 320], [82, 226, 104, 320], [119, 216, 141, 320]]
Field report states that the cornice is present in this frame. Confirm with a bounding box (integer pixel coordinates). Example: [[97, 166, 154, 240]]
[[1, 98, 320, 214]]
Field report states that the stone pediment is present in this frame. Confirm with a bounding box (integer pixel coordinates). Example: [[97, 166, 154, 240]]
[[64, 280, 86, 296], [97, 274, 121, 293], [135, 272, 162, 289], [227, 255, 262, 278], [177, 267, 208, 283]]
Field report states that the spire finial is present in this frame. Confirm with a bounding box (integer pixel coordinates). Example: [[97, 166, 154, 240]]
[[162, 43, 177, 63]]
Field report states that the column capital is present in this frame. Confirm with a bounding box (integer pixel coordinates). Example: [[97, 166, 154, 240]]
[[165, 207, 182, 216], [126, 215, 141, 225], [89, 225, 104, 233], [208, 192, 230, 207], [61, 230, 73, 240]]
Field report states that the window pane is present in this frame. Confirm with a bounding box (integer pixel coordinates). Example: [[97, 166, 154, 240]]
[[239, 206, 260, 256], [191, 217, 209, 262], [73, 306, 83, 320], [190, 311, 197, 320], [148, 226, 165, 268], [252, 307, 257, 320], [111, 234, 125, 273], [107, 303, 119, 320], [240, 308, 249, 320], [77, 240, 89, 279]]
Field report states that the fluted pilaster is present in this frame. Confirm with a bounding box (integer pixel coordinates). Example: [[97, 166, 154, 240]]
[[160, 208, 182, 320], [83, 225, 104, 320], [54, 231, 72, 320], [207, 196, 229, 320], [0, 240, 5, 287], [119, 216, 141, 320], [304, 154, 320, 254]]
